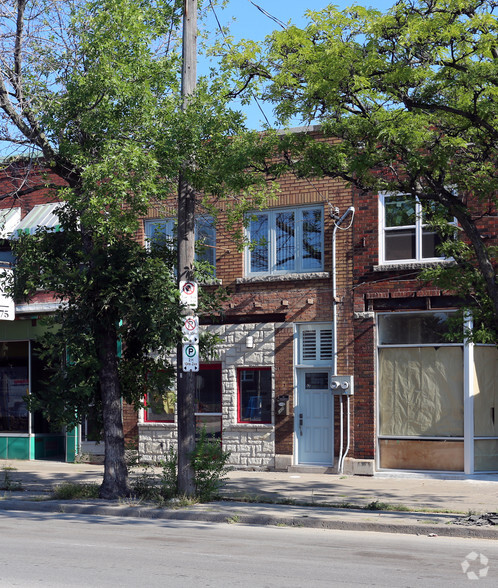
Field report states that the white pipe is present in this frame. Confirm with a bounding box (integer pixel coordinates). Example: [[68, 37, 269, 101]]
[[331, 206, 354, 471], [339, 396, 351, 474], [338, 396, 343, 472], [332, 206, 355, 375]]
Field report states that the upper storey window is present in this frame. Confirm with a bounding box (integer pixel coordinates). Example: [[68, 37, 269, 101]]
[[380, 193, 454, 264], [144, 216, 216, 268], [245, 206, 323, 276]]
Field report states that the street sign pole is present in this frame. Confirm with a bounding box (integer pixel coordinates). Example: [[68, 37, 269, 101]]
[[177, 0, 198, 496]]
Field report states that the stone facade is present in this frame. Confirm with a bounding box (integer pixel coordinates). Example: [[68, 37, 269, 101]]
[[138, 323, 276, 468]]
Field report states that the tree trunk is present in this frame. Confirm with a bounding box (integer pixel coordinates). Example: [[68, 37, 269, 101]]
[[96, 319, 130, 499], [454, 210, 498, 335]]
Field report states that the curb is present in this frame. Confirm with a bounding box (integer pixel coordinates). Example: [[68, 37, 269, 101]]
[[0, 498, 497, 539]]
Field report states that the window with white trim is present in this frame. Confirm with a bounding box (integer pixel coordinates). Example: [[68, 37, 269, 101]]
[[298, 324, 333, 365], [380, 193, 455, 263], [144, 216, 216, 268], [245, 206, 323, 275]]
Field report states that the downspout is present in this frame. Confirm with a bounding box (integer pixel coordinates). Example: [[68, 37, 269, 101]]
[[332, 206, 355, 375], [331, 206, 355, 473]]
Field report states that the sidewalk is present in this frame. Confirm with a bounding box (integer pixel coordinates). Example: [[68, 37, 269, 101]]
[[1, 460, 498, 539]]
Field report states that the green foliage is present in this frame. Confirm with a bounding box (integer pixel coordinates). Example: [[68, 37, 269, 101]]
[[0, 468, 23, 492], [364, 500, 411, 512], [51, 482, 100, 500], [11, 224, 185, 429], [130, 465, 163, 502], [0, 0, 278, 497], [159, 447, 179, 499], [130, 435, 230, 503], [222, 0, 498, 340], [190, 428, 231, 502]]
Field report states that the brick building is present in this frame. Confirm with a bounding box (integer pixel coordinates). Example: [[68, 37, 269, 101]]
[[1, 132, 497, 475], [351, 187, 498, 474], [137, 133, 358, 472], [0, 164, 78, 461]]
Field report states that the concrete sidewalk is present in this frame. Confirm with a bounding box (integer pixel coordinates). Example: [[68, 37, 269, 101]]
[[1, 460, 498, 538]]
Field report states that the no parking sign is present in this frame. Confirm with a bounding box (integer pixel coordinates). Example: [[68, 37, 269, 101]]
[[179, 280, 198, 309], [182, 315, 199, 343]]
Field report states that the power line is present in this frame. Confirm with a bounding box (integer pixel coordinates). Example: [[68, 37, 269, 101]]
[[208, 0, 271, 127], [249, 1, 287, 29], [208, 1, 330, 203]]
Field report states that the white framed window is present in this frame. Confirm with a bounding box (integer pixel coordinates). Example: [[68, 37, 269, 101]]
[[297, 323, 333, 366], [144, 216, 216, 268], [245, 206, 323, 276], [379, 193, 455, 264]]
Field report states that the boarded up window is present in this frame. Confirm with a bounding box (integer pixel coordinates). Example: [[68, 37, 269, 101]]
[[379, 347, 464, 437]]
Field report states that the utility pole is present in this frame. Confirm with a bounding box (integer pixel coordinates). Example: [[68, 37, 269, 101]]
[[177, 0, 197, 496]]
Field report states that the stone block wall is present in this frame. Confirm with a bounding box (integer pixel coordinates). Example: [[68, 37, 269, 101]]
[[138, 322, 276, 468]]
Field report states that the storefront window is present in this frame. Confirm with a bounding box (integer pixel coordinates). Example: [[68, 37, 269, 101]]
[[0, 341, 29, 433], [378, 312, 460, 345], [238, 368, 272, 423], [145, 389, 175, 423], [473, 346, 498, 471], [378, 312, 464, 471], [144, 365, 222, 435]]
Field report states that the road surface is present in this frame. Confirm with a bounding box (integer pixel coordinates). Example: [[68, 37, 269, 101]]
[[0, 510, 496, 586]]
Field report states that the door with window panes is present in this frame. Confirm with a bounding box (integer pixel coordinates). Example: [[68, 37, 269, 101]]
[[295, 325, 334, 465]]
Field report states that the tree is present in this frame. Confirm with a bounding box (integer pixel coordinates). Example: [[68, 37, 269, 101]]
[[223, 0, 498, 340], [0, 0, 273, 497]]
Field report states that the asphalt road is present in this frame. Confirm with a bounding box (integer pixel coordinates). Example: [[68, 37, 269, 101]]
[[0, 510, 497, 587]]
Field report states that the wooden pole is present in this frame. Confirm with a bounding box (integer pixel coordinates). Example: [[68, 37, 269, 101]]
[[177, 0, 197, 496]]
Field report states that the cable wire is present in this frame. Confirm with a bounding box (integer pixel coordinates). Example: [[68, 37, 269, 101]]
[[208, 0, 271, 127], [249, 1, 287, 29]]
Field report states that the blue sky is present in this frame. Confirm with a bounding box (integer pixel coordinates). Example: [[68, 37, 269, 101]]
[[203, 0, 396, 128]]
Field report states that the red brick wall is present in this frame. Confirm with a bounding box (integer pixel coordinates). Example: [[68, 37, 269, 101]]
[[274, 325, 294, 455], [351, 186, 497, 463], [122, 402, 138, 449], [0, 164, 67, 213]]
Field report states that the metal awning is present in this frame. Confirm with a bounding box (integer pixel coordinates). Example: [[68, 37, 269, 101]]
[[13, 202, 64, 236], [0, 207, 21, 239]]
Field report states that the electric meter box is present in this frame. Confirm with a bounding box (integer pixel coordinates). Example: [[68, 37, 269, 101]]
[[330, 375, 354, 395]]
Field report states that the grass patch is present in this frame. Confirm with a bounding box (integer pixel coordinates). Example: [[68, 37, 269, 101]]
[[364, 500, 411, 512], [0, 467, 23, 491], [220, 493, 463, 515], [168, 495, 199, 508], [51, 482, 100, 500]]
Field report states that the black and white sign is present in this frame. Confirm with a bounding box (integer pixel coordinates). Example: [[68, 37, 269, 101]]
[[182, 315, 199, 343], [0, 268, 15, 321], [179, 280, 198, 309], [182, 343, 199, 372]]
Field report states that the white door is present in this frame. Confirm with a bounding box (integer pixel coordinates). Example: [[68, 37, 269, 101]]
[[296, 371, 333, 465]]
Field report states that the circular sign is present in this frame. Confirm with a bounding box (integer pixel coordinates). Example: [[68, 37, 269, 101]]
[[185, 344, 197, 358], [184, 317, 197, 331], [182, 282, 196, 295]]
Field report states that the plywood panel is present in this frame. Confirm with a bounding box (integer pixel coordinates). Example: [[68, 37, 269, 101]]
[[379, 439, 464, 471]]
